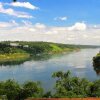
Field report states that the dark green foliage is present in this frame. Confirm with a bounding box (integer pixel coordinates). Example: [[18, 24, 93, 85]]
[[0, 41, 99, 56], [0, 80, 43, 100], [90, 80, 100, 97], [93, 52, 100, 75], [43, 91, 52, 98], [0, 71, 100, 99], [0, 80, 20, 100], [93, 56, 100, 67], [0, 43, 26, 54], [20, 81, 43, 99], [52, 71, 96, 98]]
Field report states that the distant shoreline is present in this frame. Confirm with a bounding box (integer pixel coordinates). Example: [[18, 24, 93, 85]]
[[0, 41, 99, 63]]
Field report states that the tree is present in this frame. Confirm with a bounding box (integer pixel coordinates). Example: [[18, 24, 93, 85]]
[[3, 80, 20, 100], [52, 71, 92, 98], [43, 91, 52, 98], [52, 71, 72, 97], [90, 80, 100, 97], [20, 81, 43, 99]]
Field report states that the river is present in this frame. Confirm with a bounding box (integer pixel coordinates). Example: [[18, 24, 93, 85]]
[[0, 48, 100, 91]]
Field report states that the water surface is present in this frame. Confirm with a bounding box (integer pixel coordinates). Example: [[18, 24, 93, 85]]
[[0, 49, 100, 90]]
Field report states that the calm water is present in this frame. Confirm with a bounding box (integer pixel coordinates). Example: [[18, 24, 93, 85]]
[[0, 49, 100, 90]]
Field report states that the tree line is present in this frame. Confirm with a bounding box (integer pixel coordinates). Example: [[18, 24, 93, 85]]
[[0, 41, 99, 55], [0, 71, 100, 100]]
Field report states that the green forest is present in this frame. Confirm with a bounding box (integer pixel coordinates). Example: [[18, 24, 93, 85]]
[[0, 71, 100, 100]]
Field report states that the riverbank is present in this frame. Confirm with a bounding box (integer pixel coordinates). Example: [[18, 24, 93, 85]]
[[0, 42, 80, 63], [93, 52, 100, 74], [0, 41, 99, 63], [0, 53, 30, 62], [93, 52, 100, 67]]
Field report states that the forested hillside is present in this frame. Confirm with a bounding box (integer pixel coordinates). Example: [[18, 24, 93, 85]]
[[0, 41, 99, 63]]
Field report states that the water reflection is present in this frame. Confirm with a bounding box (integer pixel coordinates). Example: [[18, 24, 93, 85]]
[[0, 53, 68, 66], [0, 49, 100, 90], [31, 54, 52, 61], [0, 59, 28, 66], [0, 54, 52, 66], [93, 66, 100, 75]]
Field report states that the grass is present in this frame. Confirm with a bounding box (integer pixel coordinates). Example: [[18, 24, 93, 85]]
[[50, 44, 63, 52], [0, 53, 30, 62], [49, 44, 78, 54], [96, 53, 100, 57]]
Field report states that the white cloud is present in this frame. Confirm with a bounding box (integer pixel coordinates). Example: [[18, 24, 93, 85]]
[[34, 23, 46, 29], [68, 22, 87, 31], [60, 17, 67, 21], [0, 21, 18, 28], [0, 21, 99, 45], [0, 2, 33, 18], [10, 20, 19, 26], [7, 2, 39, 10], [0, 22, 11, 28], [22, 20, 32, 26], [54, 16, 67, 21]]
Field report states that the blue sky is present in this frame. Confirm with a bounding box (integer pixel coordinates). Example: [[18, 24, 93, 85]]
[[0, 0, 100, 45], [0, 0, 100, 26]]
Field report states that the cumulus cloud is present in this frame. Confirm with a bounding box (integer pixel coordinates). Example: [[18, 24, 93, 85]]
[[68, 22, 87, 31], [7, 2, 39, 10], [0, 2, 33, 18], [54, 16, 67, 21], [0, 21, 99, 45], [34, 23, 46, 29]]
